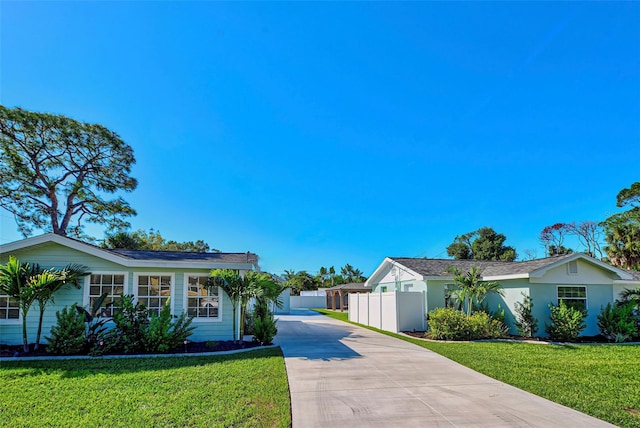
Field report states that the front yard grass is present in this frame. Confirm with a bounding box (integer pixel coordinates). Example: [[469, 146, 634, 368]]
[[313, 308, 640, 428], [0, 347, 291, 428]]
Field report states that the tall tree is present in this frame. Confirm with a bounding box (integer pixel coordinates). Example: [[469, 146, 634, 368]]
[[0, 106, 137, 238], [568, 221, 604, 259], [446, 227, 517, 261], [539, 223, 573, 256], [602, 182, 640, 270], [102, 229, 218, 252]]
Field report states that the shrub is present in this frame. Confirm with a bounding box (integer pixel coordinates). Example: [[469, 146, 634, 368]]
[[466, 311, 508, 339], [428, 307, 469, 340], [105, 294, 149, 353], [546, 301, 587, 341], [597, 302, 637, 342], [46, 305, 86, 355], [143, 304, 195, 353], [253, 314, 277, 345], [514, 293, 538, 338], [427, 307, 507, 340]]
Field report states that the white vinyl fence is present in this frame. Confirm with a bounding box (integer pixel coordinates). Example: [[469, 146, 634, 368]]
[[290, 295, 326, 309], [349, 291, 426, 333]]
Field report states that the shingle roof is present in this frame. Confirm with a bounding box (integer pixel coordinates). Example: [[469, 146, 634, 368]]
[[325, 282, 370, 292], [108, 249, 258, 265], [389, 253, 578, 277]]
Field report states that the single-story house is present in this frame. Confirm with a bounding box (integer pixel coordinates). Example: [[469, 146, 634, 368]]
[[365, 253, 640, 337], [0, 233, 259, 345]]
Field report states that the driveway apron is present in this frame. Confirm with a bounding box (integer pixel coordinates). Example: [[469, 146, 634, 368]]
[[275, 310, 614, 428]]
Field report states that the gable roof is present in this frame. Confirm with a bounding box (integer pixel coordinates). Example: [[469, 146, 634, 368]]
[[369, 252, 635, 282], [0, 233, 259, 270]]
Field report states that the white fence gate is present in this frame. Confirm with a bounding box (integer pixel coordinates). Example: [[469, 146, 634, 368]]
[[349, 291, 425, 333]]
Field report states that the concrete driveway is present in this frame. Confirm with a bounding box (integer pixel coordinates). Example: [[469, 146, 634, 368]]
[[275, 310, 614, 428]]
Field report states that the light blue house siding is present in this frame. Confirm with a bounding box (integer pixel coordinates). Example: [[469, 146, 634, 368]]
[[366, 255, 638, 338], [0, 238, 248, 345]]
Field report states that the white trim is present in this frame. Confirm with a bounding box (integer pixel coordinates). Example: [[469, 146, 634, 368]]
[[365, 257, 425, 288], [482, 273, 530, 281], [0, 233, 255, 271], [183, 273, 222, 323], [556, 285, 587, 309], [613, 280, 640, 285], [133, 272, 175, 315]]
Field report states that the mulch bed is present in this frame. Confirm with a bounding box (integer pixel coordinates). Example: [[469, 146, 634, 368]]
[[0, 340, 263, 358]]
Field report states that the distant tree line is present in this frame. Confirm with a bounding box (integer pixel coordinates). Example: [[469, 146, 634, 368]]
[[101, 228, 218, 253], [283, 264, 367, 295]]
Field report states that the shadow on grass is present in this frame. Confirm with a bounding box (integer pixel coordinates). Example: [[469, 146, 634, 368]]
[[0, 347, 283, 378]]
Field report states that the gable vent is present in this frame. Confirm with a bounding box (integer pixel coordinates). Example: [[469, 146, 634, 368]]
[[567, 261, 578, 275]]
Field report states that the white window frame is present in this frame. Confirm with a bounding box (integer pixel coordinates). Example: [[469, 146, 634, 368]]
[[567, 261, 579, 275], [134, 273, 175, 316], [183, 273, 222, 323], [83, 272, 129, 318], [557, 285, 587, 310], [0, 293, 20, 324]]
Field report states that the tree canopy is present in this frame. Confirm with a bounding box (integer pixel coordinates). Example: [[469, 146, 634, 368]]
[[101, 229, 218, 252], [446, 227, 517, 261], [0, 106, 137, 238], [601, 182, 640, 270]]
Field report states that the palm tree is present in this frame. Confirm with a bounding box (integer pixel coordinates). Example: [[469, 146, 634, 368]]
[[0, 256, 39, 352], [451, 265, 504, 317], [32, 263, 88, 350], [619, 288, 640, 308], [209, 269, 264, 342], [318, 266, 328, 287], [329, 266, 336, 287]]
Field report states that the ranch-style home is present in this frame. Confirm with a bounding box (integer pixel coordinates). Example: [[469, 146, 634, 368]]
[[365, 253, 640, 337], [0, 233, 259, 346]]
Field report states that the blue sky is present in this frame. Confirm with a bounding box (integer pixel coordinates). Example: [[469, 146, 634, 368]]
[[1, 1, 639, 277]]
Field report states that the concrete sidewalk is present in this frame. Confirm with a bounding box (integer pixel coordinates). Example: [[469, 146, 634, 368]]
[[275, 310, 614, 428]]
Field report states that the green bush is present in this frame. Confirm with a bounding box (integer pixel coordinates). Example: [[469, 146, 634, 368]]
[[427, 307, 507, 340], [253, 314, 277, 345], [514, 293, 538, 338], [46, 305, 86, 355], [428, 307, 469, 340], [105, 294, 149, 353], [143, 304, 195, 353], [546, 301, 587, 341], [597, 302, 637, 342]]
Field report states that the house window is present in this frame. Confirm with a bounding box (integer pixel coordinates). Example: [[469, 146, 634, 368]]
[[186, 275, 220, 319], [567, 261, 578, 275], [444, 284, 460, 309], [381, 286, 387, 293], [0, 294, 19, 320], [136, 274, 172, 316], [88, 273, 125, 317], [558, 286, 587, 311]]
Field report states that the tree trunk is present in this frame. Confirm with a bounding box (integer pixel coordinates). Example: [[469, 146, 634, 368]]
[[22, 312, 29, 353], [35, 305, 45, 350]]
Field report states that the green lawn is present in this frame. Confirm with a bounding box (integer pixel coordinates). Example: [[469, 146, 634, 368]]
[[0, 348, 291, 428], [314, 308, 640, 428]]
